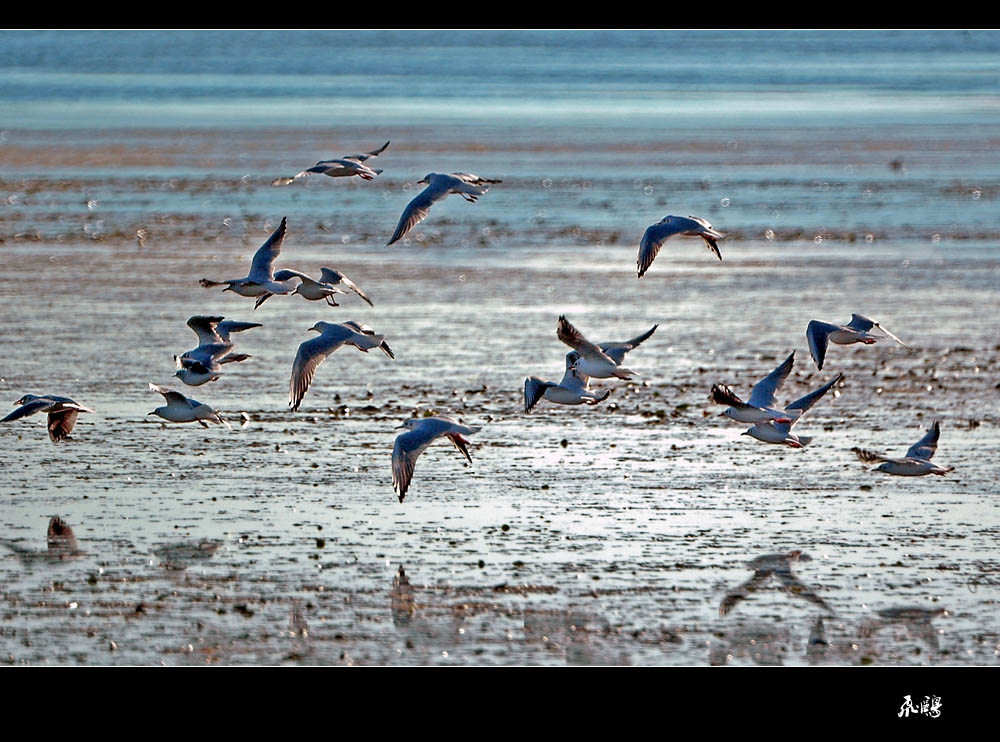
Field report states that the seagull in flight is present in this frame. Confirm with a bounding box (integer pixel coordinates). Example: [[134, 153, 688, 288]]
[[174, 315, 261, 386], [524, 352, 612, 412], [852, 420, 954, 476], [391, 416, 481, 503], [556, 316, 636, 380], [710, 351, 801, 425], [637, 215, 724, 278], [147, 383, 230, 428], [199, 217, 300, 302], [1, 394, 94, 443], [806, 313, 907, 370], [740, 372, 844, 447], [387, 172, 501, 245], [289, 321, 392, 411], [254, 267, 375, 310], [271, 140, 390, 185]]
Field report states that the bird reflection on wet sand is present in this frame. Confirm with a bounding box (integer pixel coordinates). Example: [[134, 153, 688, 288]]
[[859, 606, 948, 653], [391, 566, 416, 627], [0, 516, 83, 565], [152, 540, 222, 571], [719, 550, 833, 617]]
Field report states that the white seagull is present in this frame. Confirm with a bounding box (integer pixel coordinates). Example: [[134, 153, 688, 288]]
[[853, 420, 954, 476], [289, 321, 392, 411], [148, 383, 230, 428], [524, 352, 612, 413], [556, 315, 636, 380], [391, 416, 481, 503], [741, 372, 844, 448], [271, 141, 390, 186], [1, 394, 94, 443], [387, 172, 501, 246], [806, 313, 907, 370], [637, 215, 724, 278], [254, 267, 375, 310], [199, 217, 300, 302], [710, 351, 801, 424]]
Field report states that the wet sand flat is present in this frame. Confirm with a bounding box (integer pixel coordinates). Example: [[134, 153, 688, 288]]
[[0, 225, 997, 665]]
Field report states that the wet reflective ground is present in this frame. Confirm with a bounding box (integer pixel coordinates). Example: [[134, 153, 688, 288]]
[[1, 228, 997, 665]]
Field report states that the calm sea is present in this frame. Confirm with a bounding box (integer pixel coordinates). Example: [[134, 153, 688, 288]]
[[2, 29, 999, 130]]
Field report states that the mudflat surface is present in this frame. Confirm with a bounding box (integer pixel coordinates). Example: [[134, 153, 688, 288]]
[[1, 221, 997, 664]]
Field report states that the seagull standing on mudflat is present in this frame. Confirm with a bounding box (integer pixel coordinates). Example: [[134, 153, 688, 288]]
[[271, 141, 390, 186], [637, 215, 724, 278], [391, 416, 481, 503], [853, 420, 954, 476], [1, 394, 94, 443], [806, 313, 907, 370], [387, 173, 501, 245]]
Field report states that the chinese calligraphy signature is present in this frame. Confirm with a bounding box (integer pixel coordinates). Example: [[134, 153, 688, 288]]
[[899, 696, 942, 718]]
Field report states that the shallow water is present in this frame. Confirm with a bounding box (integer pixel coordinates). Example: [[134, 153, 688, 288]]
[[1, 31, 998, 665]]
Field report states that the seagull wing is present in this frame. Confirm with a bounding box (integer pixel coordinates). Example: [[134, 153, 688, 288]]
[[247, 217, 288, 283], [392, 428, 437, 503], [852, 447, 892, 465], [215, 320, 262, 344], [288, 328, 353, 411], [148, 383, 195, 408], [47, 408, 79, 442], [524, 377, 554, 413], [452, 172, 501, 189], [1, 398, 53, 422], [845, 314, 876, 332], [350, 140, 390, 162], [637, 221, 684, 278], [599, 324, 658, 365], [186, 315, 226, 345], [806, 320, 840, 370], [747, 351, 795, 408], [785, 372, 843, 417], [905, 421, 941, 460], [556, 316, 618, 365], [849, 313, 907, 347], [319, 268, 374, 307], [387, 183, 448, 245], [710, 384, 747, 408], [445, 433, 474, 464]]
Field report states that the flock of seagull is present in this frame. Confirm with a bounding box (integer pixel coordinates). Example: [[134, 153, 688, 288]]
[[1, 139, 956, 502]]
